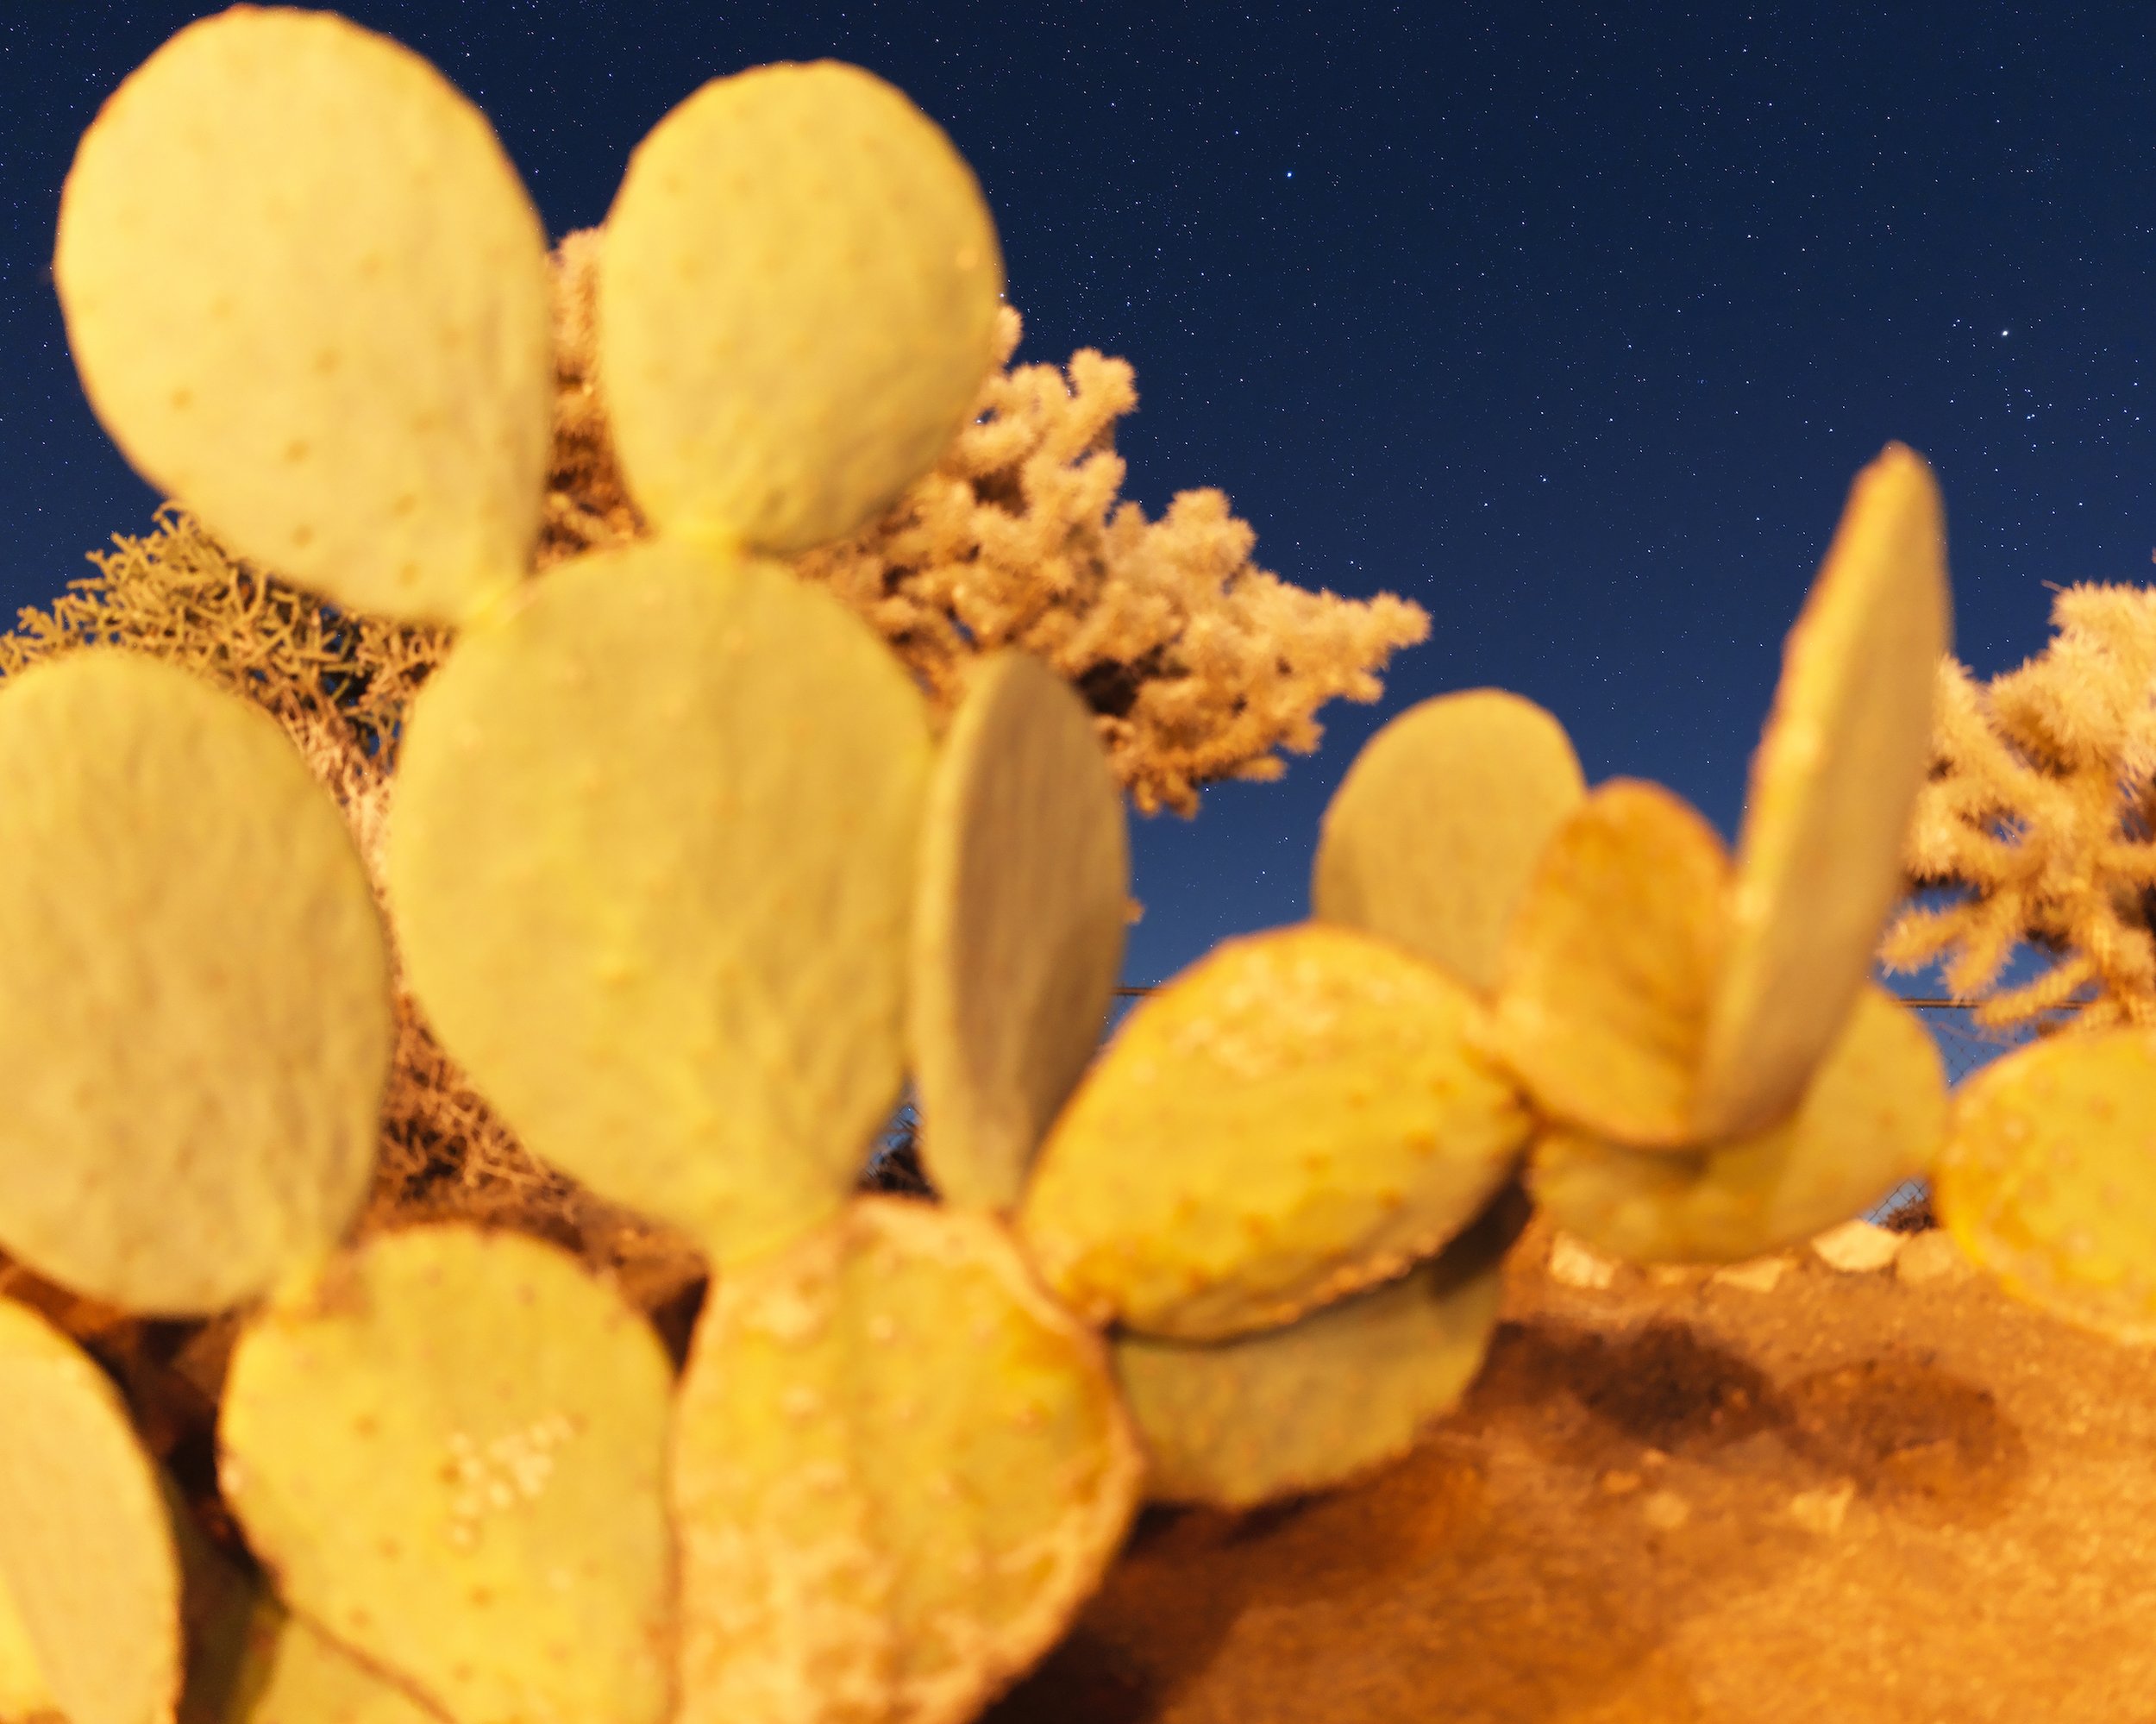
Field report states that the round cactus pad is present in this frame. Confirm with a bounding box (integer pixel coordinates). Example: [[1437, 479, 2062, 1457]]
[[219, 1226, 675, 1724], [1485, 780, 1731, 1151], [53, 9, 553, 624], [1113, 1189, 1523, 1511], [1018, 923, 1533, 1342], [1528, 987, 1946, 1264], [670, 1198, 1143, 1724], [600, 60, 1004, 555], [0, 651, 391, 1314], [0, 1571, 48, 1724], [0, 1297, 181, 1724], [1933, 1027, 2156, 1345], [1313, 688, 1585, 996], [229, 1602, 444, 1724], [1691, 445, 1951, 1140], [387, 539, 931, 1265], [910, 650, 1130, 1211]]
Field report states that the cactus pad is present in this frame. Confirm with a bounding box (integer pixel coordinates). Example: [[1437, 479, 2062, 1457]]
[[226, 1597, 457, 1724], [0, 1297, 181, 1724], [1113, 1190, 1522, 1509], [600, 60, 1003, 555], [1313, 688, 1585, 995], [1529, 987, 1946, 1263], [387, 539, 931, 1265], [1933, 1027, 2156, 1345], [1486, 780, 1730, 1150], [0, 651, 391, 1314], [670, 1197, 1142, 1724], [1692, 444, 1951, 1140], [910, 651, 1129, 1210], [1018, 923, 1532, 1341], [53, 8, 553, 624], [218, 1226, 675, 1724]]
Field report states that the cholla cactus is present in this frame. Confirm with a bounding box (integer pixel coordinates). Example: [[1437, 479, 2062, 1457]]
[[1879, 580, 2156, 1031]]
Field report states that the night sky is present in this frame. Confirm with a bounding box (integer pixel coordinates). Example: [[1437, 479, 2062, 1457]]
[[3, 2, 2150, 1001]]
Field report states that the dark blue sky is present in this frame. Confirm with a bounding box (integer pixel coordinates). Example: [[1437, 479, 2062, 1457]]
[[3, 3, 2149, 995]]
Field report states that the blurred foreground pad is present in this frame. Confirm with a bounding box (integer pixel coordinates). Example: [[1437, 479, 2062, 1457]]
[[1019, 923, 1532, 1343], [1114, 1189, 1526, 1511], [1528, 987, 1946, 1264], [1313, 688, 1584, 996], [53, 9, 552, 624], [601, 60, 1003, 555], [1693, 444, 1952, 1140], [388, 540, 931, 1267], [671, 1198, 1142, 1724], [1934, 1026, 2156, 1345], [911, 650, 1129, 1211], [0, 1297, 181, 1724], [0, 650, 390, 1314], [1486, 781, 1729, 1151], [219, 1226, 675, 1724], [227, 1600, 444, 1724]]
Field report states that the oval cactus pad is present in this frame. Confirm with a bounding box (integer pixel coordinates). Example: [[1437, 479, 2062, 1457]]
[[911, 651, 1129, 1211], [388, 539, 931, 1265], [0, 651, 391, 1313], [53, 9, 553, 624], [1691, 445, 1951, 1140], [1529, 987, 1946, 1264], [1933, 1027, 2156, 1345], [671, 1198, 1143, 1724], [1018, 923, 1532, 1342], [229, 1600, 445, 1724], [219, 1226, 676, 1724], [0, 1297, 181, 1724], [1486, 780, 1731, 1150], [600, 59, 1004, 555], [1313, 688, 1585, 995], [1114, 1188, 1524, 1511]]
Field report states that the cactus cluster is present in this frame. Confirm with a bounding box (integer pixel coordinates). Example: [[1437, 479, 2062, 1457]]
[[3, 10, 2155, 1724]]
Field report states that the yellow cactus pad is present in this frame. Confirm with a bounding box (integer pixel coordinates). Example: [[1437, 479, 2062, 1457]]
[[671, 1198, 1142, 1724], [1485, 780, 1730, 1150], [1113, 1189, 1523, 1510], [1529, 987, 1945, 1263], [226, 1596, 466, 1724], [0, 1569, 51, 1724], [0, 1298, 181, 1724], [1692, 445, 1951, 1140], [600, 60, 1004, 555], [1018, 923, 1532, 1342], [388, 539, 931, 1264], [0, 651, 391, 1313], [1313, 688, 1585, 995], [53, 9, 553, 624], [219, 1226, 675, 1724], [1933, 1028, 2156, 1345], [910, 651, 1129, 1210]]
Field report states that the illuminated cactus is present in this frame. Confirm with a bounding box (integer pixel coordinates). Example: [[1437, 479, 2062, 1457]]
[[5, 7, 2111, 1722]]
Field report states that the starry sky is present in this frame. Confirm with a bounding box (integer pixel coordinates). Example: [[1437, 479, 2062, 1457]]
[[2, 2, 2149, 1002]]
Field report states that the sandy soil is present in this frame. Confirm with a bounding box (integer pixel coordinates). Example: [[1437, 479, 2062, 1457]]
[[990, 1215, 2156, 1724]]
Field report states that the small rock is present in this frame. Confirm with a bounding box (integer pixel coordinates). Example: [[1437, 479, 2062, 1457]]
[[1641, 1489, 1690, 1530], [1812, 1219, 1903, 1273], [1548, 1232, 1619, 1289], [1599, 1469, 1643, 1497], [1646, 1263, 1696, 1288], [1710, 1256, 1791, 1294], [1895, 1229, 1972, 1285]]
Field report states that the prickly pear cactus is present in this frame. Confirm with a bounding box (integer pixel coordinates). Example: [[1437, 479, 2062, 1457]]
[[16, 10, 2129, 1724]]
